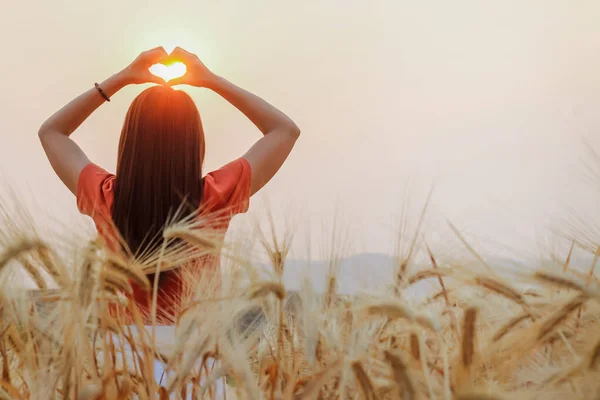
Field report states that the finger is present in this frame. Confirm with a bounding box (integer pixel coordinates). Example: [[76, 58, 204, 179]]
[[139, 47, 167, 65], [171, 46, 190, 56], [149, 46, 167, 55], [169, 46, 193, 62], [150, 46, 169, 62]]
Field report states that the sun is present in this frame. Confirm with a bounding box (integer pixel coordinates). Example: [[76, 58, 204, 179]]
[[148, 62, 187, 82]]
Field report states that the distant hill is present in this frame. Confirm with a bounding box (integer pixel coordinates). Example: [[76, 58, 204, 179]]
[[237, 250, 594, 335], [276, 251, 593, 294], [279, 252, 396, 294], [235, 253, 396, 335]]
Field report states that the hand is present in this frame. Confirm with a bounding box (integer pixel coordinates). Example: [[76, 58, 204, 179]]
[[166, 47, 217, 87], [121, 47, 169, 85]]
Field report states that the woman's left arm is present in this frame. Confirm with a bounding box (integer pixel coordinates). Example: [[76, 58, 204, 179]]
[[38, 47, 168, 195]]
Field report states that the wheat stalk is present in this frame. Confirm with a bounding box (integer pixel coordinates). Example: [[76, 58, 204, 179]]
[[351, 360, 377, 400], [384, 350, 416, 400]]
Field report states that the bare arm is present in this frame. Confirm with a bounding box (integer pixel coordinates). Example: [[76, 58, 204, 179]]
[[168, 47, 300, 196], [38, 74, 127, 194], [207, 76, 300, 195], [38, 47, 168, 195]]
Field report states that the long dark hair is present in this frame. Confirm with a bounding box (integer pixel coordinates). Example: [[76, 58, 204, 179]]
[[112, 86, 206, 256]]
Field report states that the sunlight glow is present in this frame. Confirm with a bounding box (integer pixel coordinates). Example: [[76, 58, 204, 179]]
[[149, 62, 186, 82]]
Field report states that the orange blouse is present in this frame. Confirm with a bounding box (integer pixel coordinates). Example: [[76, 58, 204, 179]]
[[76, 157, 251, 324]]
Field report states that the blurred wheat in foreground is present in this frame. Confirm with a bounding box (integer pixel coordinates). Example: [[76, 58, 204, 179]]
[[0, 206, 600, 399]]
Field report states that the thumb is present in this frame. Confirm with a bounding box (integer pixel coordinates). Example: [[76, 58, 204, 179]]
[[146, 74, 168, 86], [166, 76, 187, 87], [143, 71, 167, 86]]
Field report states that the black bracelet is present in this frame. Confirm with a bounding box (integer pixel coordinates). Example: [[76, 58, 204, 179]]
[[94, 82, 110, 102]]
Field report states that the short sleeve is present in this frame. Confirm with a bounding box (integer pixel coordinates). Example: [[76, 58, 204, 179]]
[[76, 163, 116, 217], [203, 157, 252, 215]]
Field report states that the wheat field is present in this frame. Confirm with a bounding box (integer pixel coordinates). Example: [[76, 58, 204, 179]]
[[0, 197, 599, 400]]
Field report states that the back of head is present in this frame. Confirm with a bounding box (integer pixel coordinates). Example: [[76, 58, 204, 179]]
[[113, 86, 206, 256]]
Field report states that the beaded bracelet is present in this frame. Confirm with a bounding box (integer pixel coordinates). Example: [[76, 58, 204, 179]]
[[94, 83, 111, 102]]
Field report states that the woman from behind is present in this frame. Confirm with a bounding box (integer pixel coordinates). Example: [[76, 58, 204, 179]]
[[38, 46, 300, 324]]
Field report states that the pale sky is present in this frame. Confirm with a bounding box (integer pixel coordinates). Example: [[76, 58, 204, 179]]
[[2, 1, 600, 263]]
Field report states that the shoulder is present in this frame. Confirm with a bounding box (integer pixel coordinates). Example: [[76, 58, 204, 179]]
[[202, 157, 252, 214], [76, 163, 116, 217]]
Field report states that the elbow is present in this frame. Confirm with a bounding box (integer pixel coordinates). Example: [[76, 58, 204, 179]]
[[269, 121, 300, 140], [38, 121, 50, 141], [38, 120, 59, 143], [37, 128, 47, 143], [288, 122, 301, 140]]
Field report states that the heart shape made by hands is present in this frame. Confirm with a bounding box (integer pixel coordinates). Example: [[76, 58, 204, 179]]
[[149, 61, 186, 82]]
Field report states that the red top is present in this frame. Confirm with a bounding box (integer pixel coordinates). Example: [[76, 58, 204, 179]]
[[76, 157, 252, 324]]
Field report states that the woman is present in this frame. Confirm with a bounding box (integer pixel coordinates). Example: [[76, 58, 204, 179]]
[[38, 46, 300, 324]]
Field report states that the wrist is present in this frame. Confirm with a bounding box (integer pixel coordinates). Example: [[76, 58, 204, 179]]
[[97, 72, 129, 99], [203, 73, 223, 90], [113, 68, 133, 87]]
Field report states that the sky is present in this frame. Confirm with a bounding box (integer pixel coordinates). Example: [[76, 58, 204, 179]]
[[2, 1, 600, 265]]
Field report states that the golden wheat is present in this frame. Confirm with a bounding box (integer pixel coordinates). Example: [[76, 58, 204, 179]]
[[0, 201, 598, 399]]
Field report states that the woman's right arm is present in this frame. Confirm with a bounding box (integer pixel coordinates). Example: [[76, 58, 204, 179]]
[[38, 47, 169, 195], [168, 47, 300, 196]]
